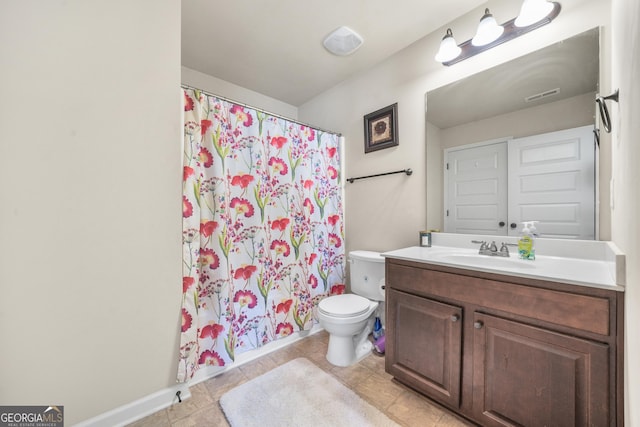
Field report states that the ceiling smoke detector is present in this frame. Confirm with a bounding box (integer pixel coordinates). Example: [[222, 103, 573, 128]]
[[323, 26, 364, 56], [525, 87, 560, 102]]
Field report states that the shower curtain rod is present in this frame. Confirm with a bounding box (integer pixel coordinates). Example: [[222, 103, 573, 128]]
[[181, 84, 342, 137]]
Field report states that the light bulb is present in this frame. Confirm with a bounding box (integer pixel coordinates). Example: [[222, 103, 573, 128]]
[[515, 0, 554, 27], [472, 9, 504, 46], [435, 29, 461, 63]]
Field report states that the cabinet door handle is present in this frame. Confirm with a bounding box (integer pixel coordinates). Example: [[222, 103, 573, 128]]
[[450, 314, 460, 322], [474, 320, 484, 329]]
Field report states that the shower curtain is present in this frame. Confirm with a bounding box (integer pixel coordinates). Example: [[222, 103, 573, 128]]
[[178, 88, 345, 382]]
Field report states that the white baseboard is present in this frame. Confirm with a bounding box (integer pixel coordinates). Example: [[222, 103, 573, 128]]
[[74, 325, 323, 426], [73, 383, 191, 427]]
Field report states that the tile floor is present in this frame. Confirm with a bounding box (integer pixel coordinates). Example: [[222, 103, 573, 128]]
[[128, 331, 474, 427]]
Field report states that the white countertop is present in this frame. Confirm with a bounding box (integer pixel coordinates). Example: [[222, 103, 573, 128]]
[[382, 234, 625, 291]]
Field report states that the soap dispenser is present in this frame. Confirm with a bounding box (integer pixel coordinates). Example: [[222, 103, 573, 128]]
[[518, 221, 537, 260]]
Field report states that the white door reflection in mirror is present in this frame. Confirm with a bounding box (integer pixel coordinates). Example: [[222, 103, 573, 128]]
[[445, 140, 508, 235], [508, 125, 595, 239], [445, 125, 595, 239]]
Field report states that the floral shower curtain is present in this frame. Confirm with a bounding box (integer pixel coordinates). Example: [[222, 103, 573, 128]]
[[178, 88, 345, 382]]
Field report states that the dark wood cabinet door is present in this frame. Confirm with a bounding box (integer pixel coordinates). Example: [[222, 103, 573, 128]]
[[386, 289, 463, 408], [472, 312, 610, 427]]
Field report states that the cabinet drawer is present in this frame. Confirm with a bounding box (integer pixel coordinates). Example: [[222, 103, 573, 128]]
[[387, 263, 610, 336]]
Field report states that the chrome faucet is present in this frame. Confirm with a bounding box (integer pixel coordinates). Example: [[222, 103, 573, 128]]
[[499, 242, 518, 257], [471, 240, 491, 255], [472, 240, 515, 257]]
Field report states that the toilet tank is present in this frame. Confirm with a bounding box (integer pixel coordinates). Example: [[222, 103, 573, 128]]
[[349, 251, 385, 301]]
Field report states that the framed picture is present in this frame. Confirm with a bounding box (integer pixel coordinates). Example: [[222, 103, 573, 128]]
[[364, 103, 398, 153]]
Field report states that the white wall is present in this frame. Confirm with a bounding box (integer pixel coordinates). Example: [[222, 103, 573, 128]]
[[298, 0, 610, 255], [611, 0, 640, 425], [439, 92, 596, 149], [426, 122, 443, 231], [0, 1, 181, 425]]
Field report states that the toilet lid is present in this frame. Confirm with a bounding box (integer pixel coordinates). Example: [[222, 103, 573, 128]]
[[319, 294, 371, 318]]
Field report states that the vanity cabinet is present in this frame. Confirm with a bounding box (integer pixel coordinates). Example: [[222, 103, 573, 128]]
[[385, 257, 624, 427]]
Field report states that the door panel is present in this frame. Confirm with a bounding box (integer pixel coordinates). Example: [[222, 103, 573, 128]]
[[508, 125, 595, 239], [472, 313, 609, 427], [445, 141, 508, 235], [386, 289, 463, 408]]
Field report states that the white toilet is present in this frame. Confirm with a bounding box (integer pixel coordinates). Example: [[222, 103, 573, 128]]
[[318, 250, 385, 366]]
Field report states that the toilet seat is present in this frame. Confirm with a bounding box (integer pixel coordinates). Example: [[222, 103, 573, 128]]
[[319, 294, 371, 318]]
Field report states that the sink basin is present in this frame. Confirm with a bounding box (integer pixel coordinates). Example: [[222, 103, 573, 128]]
[[435, 253, 537, 270], [383, 241, 624, 289]]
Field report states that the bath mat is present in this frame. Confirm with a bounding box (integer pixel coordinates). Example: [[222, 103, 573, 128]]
[[219, 357, 399, 427]]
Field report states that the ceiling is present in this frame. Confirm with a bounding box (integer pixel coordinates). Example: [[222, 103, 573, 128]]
[[181, 0, 486, 106]]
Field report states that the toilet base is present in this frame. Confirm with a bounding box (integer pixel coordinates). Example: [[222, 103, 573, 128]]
[[326, 335, 374, 367], [325, 317, 375, 367]]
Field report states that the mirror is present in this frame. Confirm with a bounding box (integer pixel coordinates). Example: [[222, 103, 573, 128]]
[[426, 27, 602, 239]]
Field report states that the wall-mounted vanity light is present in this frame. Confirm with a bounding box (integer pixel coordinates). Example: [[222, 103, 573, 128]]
[[435, 0, 561, 66]]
